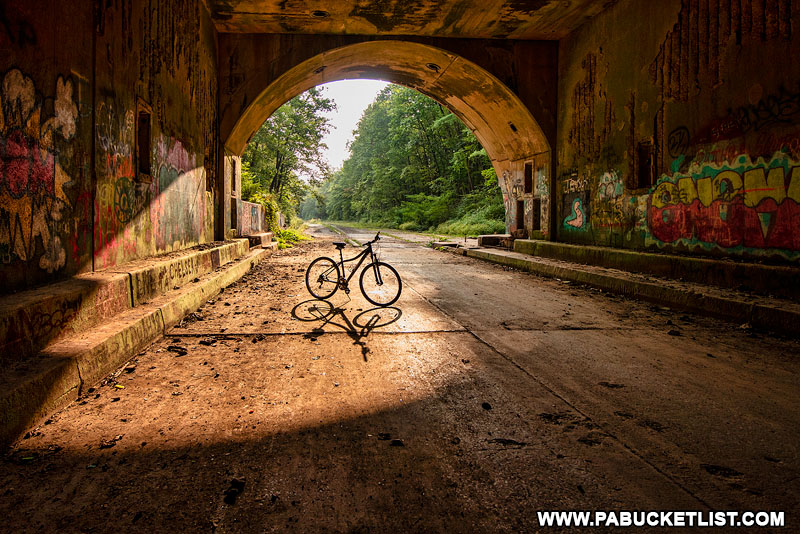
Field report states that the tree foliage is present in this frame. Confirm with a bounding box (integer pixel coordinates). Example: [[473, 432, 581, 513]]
[[301, 85, 504, 234], [243, 87, 335, 223]]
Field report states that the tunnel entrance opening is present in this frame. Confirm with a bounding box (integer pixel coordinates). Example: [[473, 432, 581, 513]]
[[240, 79, 508, 235], [222, 40, 553, 239]]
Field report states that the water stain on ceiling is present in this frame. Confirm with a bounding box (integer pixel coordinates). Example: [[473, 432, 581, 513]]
[[210, 0, 615, 40]]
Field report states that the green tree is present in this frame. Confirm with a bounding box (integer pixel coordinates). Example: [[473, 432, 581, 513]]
[[319, 84, 503, 234], [242, 87, 335, 222]]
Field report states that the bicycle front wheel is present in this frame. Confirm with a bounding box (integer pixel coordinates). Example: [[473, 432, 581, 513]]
[[305, 257, 340, 300], [359, 261, 402, 307]]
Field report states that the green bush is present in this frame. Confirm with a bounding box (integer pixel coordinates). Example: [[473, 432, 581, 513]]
[[398, 221, 420, 231], [276, 227, 310, 249]]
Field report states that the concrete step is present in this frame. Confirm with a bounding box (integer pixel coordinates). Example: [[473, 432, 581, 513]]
[[262, 241, 279, 252], [513, 239, 800, 300], [0, 240, 250, 365], [438, 246, 800, 336], [0, 246, 269, 446], [246, 232, 274, 248]]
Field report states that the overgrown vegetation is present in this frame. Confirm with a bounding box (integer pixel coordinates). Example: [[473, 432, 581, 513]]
[[242, 87, 335, 228], [300, 85, 504, 236]]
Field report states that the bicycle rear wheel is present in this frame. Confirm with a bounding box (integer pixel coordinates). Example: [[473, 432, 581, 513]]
[[305, 257, 340, 300], [359, 261, 402, 307]]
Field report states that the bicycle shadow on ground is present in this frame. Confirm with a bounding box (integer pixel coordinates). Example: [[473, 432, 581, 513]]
[[291, 300, 403, 362]]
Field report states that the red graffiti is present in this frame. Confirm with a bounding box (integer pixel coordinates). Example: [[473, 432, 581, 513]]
[[1, 129, 54, 198], [649, 197, 800, 251], [94, 198, 119, 270], [69, 191, 92, 260]]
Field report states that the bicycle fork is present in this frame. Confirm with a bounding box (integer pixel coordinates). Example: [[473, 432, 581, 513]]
[[370, 254, 383, 286]]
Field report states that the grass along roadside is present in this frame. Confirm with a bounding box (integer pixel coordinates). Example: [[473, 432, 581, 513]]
[[317, 220, 459, 242]]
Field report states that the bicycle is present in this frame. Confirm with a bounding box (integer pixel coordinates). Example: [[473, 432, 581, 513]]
[[305, 232, 402, 307]]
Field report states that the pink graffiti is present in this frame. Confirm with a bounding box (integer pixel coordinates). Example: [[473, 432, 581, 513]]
[[1, 129, 55, 198], [159, 138, 194, 173]]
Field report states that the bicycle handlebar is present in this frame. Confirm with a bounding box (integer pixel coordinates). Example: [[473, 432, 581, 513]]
[[364, 232, 380, 246]]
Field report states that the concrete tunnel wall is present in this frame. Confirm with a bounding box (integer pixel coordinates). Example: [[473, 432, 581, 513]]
[[555, 0, 800, 262], [219, 34, 559, 238], [3, 0, 799, 297], [0, 0, 219, 294]]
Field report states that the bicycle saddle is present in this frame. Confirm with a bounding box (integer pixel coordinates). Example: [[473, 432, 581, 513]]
[[333, 241, 347, 249]]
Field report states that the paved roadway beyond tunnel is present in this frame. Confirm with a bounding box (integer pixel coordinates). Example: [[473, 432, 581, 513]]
[[2, 224, 799, 532]]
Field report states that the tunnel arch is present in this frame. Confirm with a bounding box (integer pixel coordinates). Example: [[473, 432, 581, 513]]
[[225, 40, 552, 236]]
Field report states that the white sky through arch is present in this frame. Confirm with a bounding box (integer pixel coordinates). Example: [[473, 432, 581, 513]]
[[317, 79, 390, 173]]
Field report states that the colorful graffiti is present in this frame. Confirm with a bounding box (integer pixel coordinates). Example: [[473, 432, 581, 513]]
[[94, 101, 139, 270], [238, 200, 265, 236], [94, 107, 211, 269], [648, 155, 800, 253], [562, 191, 589, 231], [594, 170, 626, 229], [150, 136, 208, 251], [535, 165, 549, 234], [0, 68, 79, 272]]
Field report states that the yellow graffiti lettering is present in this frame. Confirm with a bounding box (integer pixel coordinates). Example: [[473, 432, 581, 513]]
[[650, 182, 674, 208], [712, 170, 742, 202], [697, 177, 713, 206], [677, 177, 698, 204], [788, 166, 800, 202], [743, 167, 787, 207]]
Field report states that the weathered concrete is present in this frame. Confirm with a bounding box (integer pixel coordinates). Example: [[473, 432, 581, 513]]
[[1, 0, 220, 295], [219, 35, 558, 237], [439, 246, 800, 336], [210, 0, 610, 40], [117, 240, 250, 307], [477, 234, 511, 247], [514, 239, 800, 299], [556, 0, 800, 262], [0, 246, 268, 446], [5, 0, 796, 302], [0, 240, 250, 366], [245, 232, 273, 248], [2, 231, 798, 530]]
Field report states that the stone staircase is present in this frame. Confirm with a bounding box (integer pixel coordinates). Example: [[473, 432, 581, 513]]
[[0, 236, 275, 446]]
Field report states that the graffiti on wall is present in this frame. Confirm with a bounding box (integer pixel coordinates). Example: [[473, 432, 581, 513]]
[[94, 101, 141, 270], [150, 136, 208, 250], [94, 107, 210, 269], [562, 191, 589, 231], [593, 170, 626, 229], [535, 166, 549, 233], [0, 68, 79, 272], [238, 200, 265, 236], [562, 170, 589, 194], [648, 154, 800, 253]]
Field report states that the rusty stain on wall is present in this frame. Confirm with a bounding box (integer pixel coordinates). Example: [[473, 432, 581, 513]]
[[650, 0, 795, 101], [568, 52, 615, 161]]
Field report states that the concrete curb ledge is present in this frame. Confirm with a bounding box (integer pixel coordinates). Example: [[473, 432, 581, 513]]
[[120, 239, 250, 307], [0, 247, 268, 447], [0, 240, 251, 365], [514, 239, 800, 300], [440, 246, 800, 336]]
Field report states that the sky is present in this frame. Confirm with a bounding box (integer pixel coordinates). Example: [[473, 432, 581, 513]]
[[316, 79, 390, 171]]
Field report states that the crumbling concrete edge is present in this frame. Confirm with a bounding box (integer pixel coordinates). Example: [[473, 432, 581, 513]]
[[1, 248, 268, 447], [437, 246, 800, 336]]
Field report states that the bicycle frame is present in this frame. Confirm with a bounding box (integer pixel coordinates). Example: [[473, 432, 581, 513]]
[[334, 242, 382, 288]]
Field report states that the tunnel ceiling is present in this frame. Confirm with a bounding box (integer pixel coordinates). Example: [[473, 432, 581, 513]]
[[210, 0, 615, 39]]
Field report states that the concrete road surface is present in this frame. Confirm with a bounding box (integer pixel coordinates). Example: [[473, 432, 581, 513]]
[[2, 225, 798, 532]]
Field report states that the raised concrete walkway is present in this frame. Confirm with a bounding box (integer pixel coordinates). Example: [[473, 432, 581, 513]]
[[438, 241, 800, 337], [1, 237, 274, 446]]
